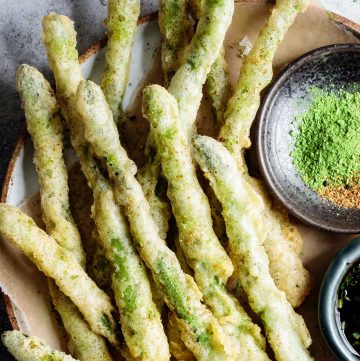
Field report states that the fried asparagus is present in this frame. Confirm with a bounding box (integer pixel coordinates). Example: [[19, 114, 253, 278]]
[[0, 204, 118, 346], [75, 79, 233, 361], [101, 0, 140, 126], [142, 84, 270, 361], [194, 135, 313, 361], [91, 177, 170, 361], [218, 0, 313, 307], [16, 64, 85, 266], [16, 64, 113, 361], [167, 0, 234, 139], [138, 0, 234, 250], [187, 0, 232, 131], [2, 331, 78, 361], [42, 13, 169, 360], [159, 0, 191, 86]]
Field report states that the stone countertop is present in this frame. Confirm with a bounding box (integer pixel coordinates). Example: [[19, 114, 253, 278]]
[[0, 0, 158, 190]]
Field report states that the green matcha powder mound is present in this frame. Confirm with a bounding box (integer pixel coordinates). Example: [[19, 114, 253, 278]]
[[291, 88, 360, 191]]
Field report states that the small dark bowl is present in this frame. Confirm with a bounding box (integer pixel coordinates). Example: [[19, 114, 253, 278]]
[[319, 236, 360, 360], [256, 44, 360, 233]]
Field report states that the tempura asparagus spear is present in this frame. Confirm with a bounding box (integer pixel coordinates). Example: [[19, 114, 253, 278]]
[[16, 64, 85, 266], [76, 79, 233, 361], [158, 0, 191, 86], [2, 331, 78, 361], [194, 135, 313, 361], [218, 0, 313, 307], [136, 0, 193, 245], [138, 0, 234, 246], [16, 64, 113, 361], [219, 0, 309, 158], [50, 286, 114, 361], [187, 0, 232, 131], [42, 13, 169, 360], [91, 177, 170, 361], [167, 0, 234, 139], [204, 49, 232, 131], [101, 0, 140, 126], [0, 204, 118, 346], [143, 84, 269, 361], [136, 148, 171, 241], [138, 0, 192, 243]]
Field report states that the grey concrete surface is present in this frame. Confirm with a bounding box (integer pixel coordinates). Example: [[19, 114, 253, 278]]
[[0, 1, 158, 359], [0, 0, 158, 190]]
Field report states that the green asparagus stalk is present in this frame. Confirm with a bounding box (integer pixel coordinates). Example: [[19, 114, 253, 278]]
[[219, 0, 309, 159], [167, 0, 234, 140], [193, 135, 313, 361], [101, 0, 140, 126], [2, 331, 78, 361], [75, 79, 233, 361], [42, 13, 169, 360], [187, 0, 232, 131], [16, 64, 113, 361], [158, 0, 192, 86], [0, 204, 118, 346], [49, 286, 114, 361], [91, 177, 170, 361], [143, 84, 269, 361], [217, 0, 313, 307], [16, 64, 85, 267], [204, 49, 232, 131]]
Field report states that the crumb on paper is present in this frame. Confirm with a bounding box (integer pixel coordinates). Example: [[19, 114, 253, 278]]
[[238, 36, 253, 57]]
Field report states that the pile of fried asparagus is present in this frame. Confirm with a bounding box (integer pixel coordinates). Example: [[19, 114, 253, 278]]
[[0, 1, 314, 360]]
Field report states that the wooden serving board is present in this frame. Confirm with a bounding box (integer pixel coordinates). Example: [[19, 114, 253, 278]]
[[0, 2, 359, 360]]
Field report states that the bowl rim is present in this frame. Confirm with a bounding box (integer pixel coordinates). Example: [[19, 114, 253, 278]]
[[319, 236, 360, 361], [256, 43, 360, 234]]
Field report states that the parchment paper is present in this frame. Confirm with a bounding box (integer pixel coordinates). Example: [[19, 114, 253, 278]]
[[0, 2, 358, 359]]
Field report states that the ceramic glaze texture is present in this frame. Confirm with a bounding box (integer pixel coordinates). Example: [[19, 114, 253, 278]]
[[257, 44, 360, 233]]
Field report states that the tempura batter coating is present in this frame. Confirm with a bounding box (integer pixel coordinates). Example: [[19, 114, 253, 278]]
[[92, 178, 170, 361], [16, 64, 85, 266], [143, 84, 269, 361], [159, 0, 191, 86], [50, 286, 113, 361], [219, 0, 309, 155], [218, 0, 313, 307], [42, 13, 168, 360], [167, 313, 195, 361], [167, 0, 234, 139], [194, 136, 313, 361], [0, 204, 118, 346], [187, 0, 232, 131], [2, 331, 78, 361], [204, 49, 232, 131], [75, 79, 233, 361], [101, 0, 140, 126]]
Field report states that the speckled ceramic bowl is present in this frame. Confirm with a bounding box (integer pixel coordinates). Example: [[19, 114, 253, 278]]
[[319, 236, 360, 360], [257, 44, 360, 233]]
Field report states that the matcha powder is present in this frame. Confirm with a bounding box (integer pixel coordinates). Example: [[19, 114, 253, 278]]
[[291, 88, 360, 208]]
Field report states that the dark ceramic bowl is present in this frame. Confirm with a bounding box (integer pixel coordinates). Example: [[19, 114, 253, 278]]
[[319, 236, 360, 360], [256, 44, 360, 233]]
